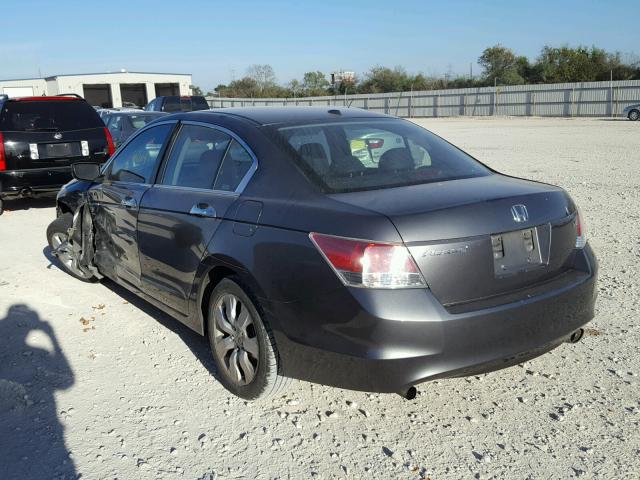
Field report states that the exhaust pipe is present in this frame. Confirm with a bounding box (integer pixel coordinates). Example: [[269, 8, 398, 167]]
[[20, 187, 33, 198], [397, 386, 417, 400], [567, 328, 584, 344]]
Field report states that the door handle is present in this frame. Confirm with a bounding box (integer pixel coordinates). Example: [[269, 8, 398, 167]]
[[189, 203, 216, 218], [121, 197, 137, 209]]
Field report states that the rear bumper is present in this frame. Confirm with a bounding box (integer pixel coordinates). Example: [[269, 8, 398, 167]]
[[268, 245, 598, 393], [0, 167, 71, 198]]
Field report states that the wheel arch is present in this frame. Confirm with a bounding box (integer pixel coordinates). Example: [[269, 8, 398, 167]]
[[57, 199, 74, 215], [193, 255, 268, 336]]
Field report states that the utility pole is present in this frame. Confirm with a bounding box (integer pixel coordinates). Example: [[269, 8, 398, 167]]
[[469, 63, 473, 80]]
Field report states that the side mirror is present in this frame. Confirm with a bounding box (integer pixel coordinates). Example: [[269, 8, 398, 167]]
[[72, 162, 102, 182]]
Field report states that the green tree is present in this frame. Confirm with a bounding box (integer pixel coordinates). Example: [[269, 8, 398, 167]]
[[359, 66, 411, 93], [478, 45, 525, 85], [287, 79, 302, 97], [216, 77, 261, 97], [301, 71, 330, 96], [535, 45, 639, 83]]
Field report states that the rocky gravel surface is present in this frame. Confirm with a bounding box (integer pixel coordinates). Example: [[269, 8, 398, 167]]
[[0, 117, 638, 479]]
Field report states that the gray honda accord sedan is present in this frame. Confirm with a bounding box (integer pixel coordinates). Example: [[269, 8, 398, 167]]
[[48, 107, 597, 400]]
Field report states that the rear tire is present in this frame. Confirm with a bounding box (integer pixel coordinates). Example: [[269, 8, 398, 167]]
[[0, 199, 4, 215], [47, 213, 97, 282], [629, 109, 640, 121], [207, 277, 290, 400]]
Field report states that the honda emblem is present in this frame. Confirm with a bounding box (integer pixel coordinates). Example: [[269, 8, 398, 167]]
[[511, 204, 529, 223]]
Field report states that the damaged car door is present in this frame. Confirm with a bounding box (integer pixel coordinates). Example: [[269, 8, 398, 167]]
[[90, 122, 175, 286]]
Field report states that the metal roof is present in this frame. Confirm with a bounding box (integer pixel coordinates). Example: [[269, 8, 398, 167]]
[[0, 72, 191, 82], [44, 71, 192, 80]]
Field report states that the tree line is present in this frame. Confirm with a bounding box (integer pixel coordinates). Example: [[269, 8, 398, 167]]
[[194, 44, 640, 98]]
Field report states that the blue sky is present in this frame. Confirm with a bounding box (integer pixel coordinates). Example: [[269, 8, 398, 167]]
[[1, 0, 638, 90]]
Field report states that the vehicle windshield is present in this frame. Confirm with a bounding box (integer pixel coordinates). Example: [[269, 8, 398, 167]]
[[0, 100, 103, 131], [274, 119, 491, 193]]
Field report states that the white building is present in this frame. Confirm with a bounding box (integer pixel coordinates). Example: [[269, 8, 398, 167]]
[[0, 71, 193, 108]]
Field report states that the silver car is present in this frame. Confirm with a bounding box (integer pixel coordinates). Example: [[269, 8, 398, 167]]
[[622, 103, 640, 121]]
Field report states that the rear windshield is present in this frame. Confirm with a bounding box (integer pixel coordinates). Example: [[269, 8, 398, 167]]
[[0, 100, 103, 132], [163, 96, 209, 112], [274, 119, 491, 193]]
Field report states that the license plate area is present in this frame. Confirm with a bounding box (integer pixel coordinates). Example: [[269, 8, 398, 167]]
[[492, 227, 544, 277], [39, 142, 80, 159]]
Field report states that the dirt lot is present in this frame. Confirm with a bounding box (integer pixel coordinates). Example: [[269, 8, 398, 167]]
[[1, 117, 638, 479]]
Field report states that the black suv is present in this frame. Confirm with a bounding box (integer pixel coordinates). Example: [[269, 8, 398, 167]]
[[0, 94, 114, 214], [144, 95, 209, 113]]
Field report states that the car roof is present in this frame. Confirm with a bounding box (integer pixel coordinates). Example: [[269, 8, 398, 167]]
[[180, 106, 390, 126], [158, 95, 206, 99], [8, 96, 83, 102]]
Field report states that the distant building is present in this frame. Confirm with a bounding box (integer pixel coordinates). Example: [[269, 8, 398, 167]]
[[330, 71, 356, 85], [0, 71, 193, 108]]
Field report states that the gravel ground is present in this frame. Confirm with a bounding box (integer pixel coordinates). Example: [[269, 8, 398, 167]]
[[0, 117, 638, 480]]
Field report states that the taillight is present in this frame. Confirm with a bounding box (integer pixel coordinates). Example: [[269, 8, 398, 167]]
[[366, 138, 384, 149], [575, 207, 587, 248], [104, 127, 115, 156], [0, 132, 6, 171], [309, 233, 426, 289]]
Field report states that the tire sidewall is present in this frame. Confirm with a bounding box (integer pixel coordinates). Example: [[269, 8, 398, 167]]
[[47, 213, 96, 282], [47, 213, 73, 250], [629, 109, 640, 121], [207, 278, 275, 400]]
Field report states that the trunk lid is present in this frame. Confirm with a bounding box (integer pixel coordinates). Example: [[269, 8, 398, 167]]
[[331, 174, 579, 307]]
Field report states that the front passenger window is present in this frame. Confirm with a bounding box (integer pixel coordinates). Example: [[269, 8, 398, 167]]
[[107, 124, 173, 184]]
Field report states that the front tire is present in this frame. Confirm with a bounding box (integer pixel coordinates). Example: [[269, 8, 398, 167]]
[[207, 277, 289, 400], [628, 109, 640, 121], [47, 213, 96, 282]]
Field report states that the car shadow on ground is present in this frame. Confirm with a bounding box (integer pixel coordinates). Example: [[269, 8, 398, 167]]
[[596, 118, 631, 122], [2, 197, 57, 213], [0, 304, 77, 479], [101, 279, 218, 376]]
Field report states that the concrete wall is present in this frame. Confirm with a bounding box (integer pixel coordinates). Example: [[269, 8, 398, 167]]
[[206, 80, 640, 118], [0, 78, 47, 97]]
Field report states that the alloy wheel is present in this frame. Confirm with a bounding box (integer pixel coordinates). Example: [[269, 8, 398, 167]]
[[212, 293, 260, 385], [629, 110, 640, 121], [51, 232, 89, 279]]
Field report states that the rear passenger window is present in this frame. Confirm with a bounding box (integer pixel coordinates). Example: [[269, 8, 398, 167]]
[[161, 125, 231, 189], [213, 140, 254, 192]]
